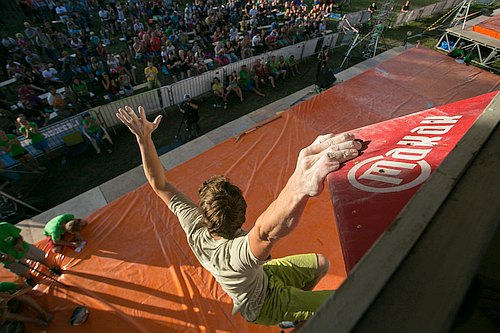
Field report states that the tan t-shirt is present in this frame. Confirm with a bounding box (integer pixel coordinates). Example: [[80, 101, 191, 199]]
[[168, 193, 268, 321]]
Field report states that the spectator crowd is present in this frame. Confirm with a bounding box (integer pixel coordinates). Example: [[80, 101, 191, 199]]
[[0, 0, 338, 172]]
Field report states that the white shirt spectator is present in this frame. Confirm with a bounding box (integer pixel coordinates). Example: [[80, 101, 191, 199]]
[[70, 38, 84, 49], [2, 37, 20, 53], [249, 7, 258, 18], [98, 8, 110, 22], [55, 4, 69, 22], [47, 92, 56, 107], [5, 61, 24, 78], [230, 27, 238, 42], [250, 17, 258, 28], [133, 21, 144, 32], [160, 49, 169, 63], [166, 44, 176, 55], [24, 26, 37, 43], [42, 67, 61, 82], [117, 6, 125, 21], [107, 56, 120, 71], [191, 43, 200, 54], [251, 34, 262, 47]]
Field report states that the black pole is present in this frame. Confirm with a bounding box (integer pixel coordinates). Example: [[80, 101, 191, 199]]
[[17, 261, 70, 289]]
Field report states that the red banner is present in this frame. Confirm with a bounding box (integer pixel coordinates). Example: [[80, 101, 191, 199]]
[[327, 92, 497, 271]]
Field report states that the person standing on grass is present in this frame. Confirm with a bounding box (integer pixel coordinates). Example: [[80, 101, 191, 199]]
[[116, 105, 362, 326], [144, 61, 161, 90]]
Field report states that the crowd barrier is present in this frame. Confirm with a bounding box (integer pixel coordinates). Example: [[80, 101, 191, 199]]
[[393, 0, 464, 27], [94, 35, 335, 129], [0, 0, 465, 167]]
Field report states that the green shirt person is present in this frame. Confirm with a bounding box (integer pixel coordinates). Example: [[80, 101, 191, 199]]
[[0, 222, 53, 278], [449, 42, 466, 60], [43, 214, 88, 253], [82, 114, 100, 134], [0, 130, 41, 172], [239, 66, 252, 86], [81, 112, 113, 154], [71, 78, 90, 97], [0, 281, 53, 328], [17, 122, 44, 144], [238, 65, 265, 97], [0, 281, 19, 293], [0, 222, 29, 260], [0, 131, 25, 158], [16, 117, 52, 159]]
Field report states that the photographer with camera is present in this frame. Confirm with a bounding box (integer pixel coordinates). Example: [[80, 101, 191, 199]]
[[180, 94, 201, 141], [316, 45, 329, 78]]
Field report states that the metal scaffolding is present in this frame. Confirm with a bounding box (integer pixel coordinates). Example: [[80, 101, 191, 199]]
[[436, 7, 499, 70], [449, 0, 474, 29], [361, 0, 400, 59], [340, 0, 401, 67]]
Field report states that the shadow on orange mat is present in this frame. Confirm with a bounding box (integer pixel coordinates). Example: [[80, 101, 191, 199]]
[[0, 48, 498, 333]]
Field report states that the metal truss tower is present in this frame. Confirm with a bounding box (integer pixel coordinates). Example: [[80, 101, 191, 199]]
[[340, 0, 401, 67], [449, 0, 473, 29], [361, 0, 400, 59]]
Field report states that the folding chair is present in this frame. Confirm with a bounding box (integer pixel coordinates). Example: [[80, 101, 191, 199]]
[[82, 126, 113, 154], [61, 131, 88, 165]]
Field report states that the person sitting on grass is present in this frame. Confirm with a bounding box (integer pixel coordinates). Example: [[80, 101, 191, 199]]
[[238, 65, 265, 97], [43, 214, 88, 254], [267, 55, 287, 82], [47, 86, 68, 116], [82, 112, 113, 154], [286, 54, 301, 77], [0, 281, 53, 328], [227, 71, 244, 103], [0, 222, 60, 281], [101, 73, 119, 101], [253, 58, 275, 89], [212, 77, 227, 109]]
